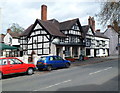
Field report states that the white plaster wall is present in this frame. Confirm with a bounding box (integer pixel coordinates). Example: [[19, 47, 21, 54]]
[[4, 33, 12, 45], [50, 43, 56, 55], [12, 38, 20, 45]]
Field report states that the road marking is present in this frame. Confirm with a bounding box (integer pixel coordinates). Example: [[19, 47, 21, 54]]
[[34, 79, 72, 91], [89, 67, 112, 75]]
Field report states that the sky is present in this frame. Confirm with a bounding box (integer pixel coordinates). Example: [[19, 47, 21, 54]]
[[0, 0, 107, 34]]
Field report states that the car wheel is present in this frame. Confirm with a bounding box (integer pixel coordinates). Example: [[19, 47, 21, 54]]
[[46, 66, 52, 71], [27, 68, 34, 75], [0, 72, 2, 80], [65, 63, 70, 68]]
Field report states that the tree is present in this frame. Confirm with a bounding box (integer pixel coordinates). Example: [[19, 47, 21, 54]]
[[97, 1, 120, 31], [9, 23, 24, 33]]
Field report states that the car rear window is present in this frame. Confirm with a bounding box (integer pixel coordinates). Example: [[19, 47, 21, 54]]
[[38, 57, 46, 61], [0, 59, 8, 65]]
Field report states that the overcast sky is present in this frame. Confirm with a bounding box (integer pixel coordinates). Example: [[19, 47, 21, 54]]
[[0, 0, 106, 34]]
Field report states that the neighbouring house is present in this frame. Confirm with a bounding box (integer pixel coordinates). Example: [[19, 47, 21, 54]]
[[103, 25, 119, 56], [20, 5, 85, 59], [82, 17, 109, 57], [4, 29, 20, 47], [1, 29, 21, 57]]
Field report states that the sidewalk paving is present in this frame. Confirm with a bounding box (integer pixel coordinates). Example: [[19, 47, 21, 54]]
[[71, 55, 118, 67]]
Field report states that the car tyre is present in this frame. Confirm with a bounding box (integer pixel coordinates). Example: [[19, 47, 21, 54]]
[[27, 68, 34, 75], [46, 66, 52, 71], [65, 63, 70, 68]]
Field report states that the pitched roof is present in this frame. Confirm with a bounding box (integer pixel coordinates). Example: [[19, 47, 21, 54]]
[[37, 19, 66, 37], [20, 24, 34, 36], [82, 25, 95, 37], [8, 32, 21, 38], [95, 31, 109, 39], [60, 18, 79, 30]]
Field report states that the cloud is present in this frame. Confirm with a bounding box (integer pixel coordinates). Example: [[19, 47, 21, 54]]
[[0, 1, 102, 34]]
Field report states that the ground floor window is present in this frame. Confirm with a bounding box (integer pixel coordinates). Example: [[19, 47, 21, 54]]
[[65, 47, 70, 57], [103, 49, 105, 54], [96, 49, 99, 55], [73, 47, 78, 57]]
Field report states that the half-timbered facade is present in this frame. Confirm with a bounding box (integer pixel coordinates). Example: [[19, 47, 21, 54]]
[[20, 18, 85, 59], [82, 25, 109, 57]]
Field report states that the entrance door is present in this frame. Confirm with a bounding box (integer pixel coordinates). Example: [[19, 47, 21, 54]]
[[56, 48, 60, 56], [94, 49, 96, 57]]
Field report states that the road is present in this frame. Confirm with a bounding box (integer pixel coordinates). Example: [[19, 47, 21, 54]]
[[2, 59, 118, 91]]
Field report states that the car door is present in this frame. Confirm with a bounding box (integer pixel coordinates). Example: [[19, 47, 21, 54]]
[[8, 58, 27, 73], [0, 58, 13, 75], [49, 56, 57, 68], [55, 56, 65, 67]]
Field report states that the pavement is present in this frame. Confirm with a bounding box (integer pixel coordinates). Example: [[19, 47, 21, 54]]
[[71, 55, 118, 67]]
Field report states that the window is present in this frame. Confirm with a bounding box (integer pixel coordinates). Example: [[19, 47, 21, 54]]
[[86, 49, 90, 56], [38, 57, 46, 61], [96, 50, 99, 55], [49, 57, 54, 61], [55, 56, 63, 60], [9, 59, 22, 64], [0, 59, 8, 65]]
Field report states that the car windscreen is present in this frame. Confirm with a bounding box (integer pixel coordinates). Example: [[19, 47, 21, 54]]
[[38, 57, 46, 61]]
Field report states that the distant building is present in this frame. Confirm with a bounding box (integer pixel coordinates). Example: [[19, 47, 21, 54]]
[[103, 25, 119, 55]]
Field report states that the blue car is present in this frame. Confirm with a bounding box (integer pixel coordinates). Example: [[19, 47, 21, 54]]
[[36, 56, 71, 71]]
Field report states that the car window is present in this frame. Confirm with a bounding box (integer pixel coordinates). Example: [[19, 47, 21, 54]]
[[38, 57, 46, 61], [49, 57, 54, 61], [55, 56, 63, 60], [9, 59, 22, 65], [0, 59, 8, 65]]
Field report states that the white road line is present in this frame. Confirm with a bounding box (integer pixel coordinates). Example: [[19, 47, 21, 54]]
[[89, 67, 112, 75], [34, 79, 72, 91]]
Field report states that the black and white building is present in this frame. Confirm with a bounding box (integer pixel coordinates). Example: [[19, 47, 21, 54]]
[[82, 17, 109, 57], [20, 18, 85, 59]]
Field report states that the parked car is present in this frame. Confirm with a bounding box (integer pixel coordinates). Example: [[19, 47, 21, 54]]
[[0, 57, 36, 79], [36, 56, 71, 71]]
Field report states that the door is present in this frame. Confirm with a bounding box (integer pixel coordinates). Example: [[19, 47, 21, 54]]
[[54, 56, 64, 67], [56, 48, 60, 56], [8, 58, 27, 73], [0, 59, 13, 75]]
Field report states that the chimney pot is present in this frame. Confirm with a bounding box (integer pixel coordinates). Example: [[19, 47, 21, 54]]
[[41, 5, 47, 21]]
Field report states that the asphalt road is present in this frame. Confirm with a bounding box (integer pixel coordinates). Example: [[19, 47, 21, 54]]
[[2, 59, 118, 91]]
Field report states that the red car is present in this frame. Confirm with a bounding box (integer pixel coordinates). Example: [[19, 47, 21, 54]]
[[0, 57, 36, 79]]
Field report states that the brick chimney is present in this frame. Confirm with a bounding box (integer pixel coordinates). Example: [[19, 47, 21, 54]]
[[7, 29, 11, 33], [96, 29, 100, 32], [88, 16, 95, 32], [41, 5, 47, 21]]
